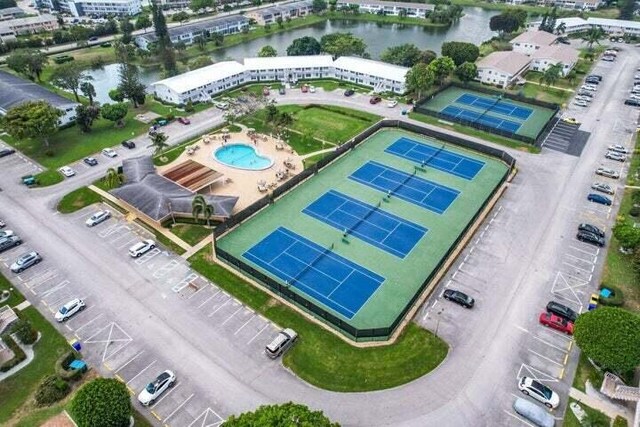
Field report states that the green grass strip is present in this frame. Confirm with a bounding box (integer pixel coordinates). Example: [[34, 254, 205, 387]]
[[57, 187, 102, 214]]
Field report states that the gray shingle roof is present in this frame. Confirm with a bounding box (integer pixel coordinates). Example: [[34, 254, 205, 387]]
[[138, 15, 249, 44], [0, 70, 79, 115]]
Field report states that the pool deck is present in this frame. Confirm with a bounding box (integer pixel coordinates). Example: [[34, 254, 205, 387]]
[[158, 127, 304, 211]]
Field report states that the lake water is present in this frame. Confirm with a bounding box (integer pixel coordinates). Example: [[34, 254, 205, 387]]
[[86, 7, 498, 104]]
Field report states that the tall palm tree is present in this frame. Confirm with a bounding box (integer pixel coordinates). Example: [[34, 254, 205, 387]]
[[582, 26, 605, 51], [150, 131, 169, 155], [539, 63, 564, 87], [555, 22, 566, 35], [104, 167, 121, 189], [192, 195, 215, 225]]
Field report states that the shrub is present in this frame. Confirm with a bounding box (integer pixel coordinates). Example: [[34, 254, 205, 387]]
[[184, 100, 194, 112], [630, 206, 640, 217], [166, 113, 175, 121], [0, 334, 26, 372], [35, 375, 71, 406], [613, 415, 629, 427], [11, 319, 38, 345], [55, 350, 85, 381], [69, 378, 132, 427], [598, 285, 624, 307]]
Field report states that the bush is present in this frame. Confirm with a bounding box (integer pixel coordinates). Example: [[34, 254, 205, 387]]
[[630, 206, 640, 217], [0, 334, 26, 372], [598, 285, 625, 307], [69, 378, 132, 427], [184, 100, 194, 112], [34, 375, 71, 406], [55, 350, 85, 381], [166, 113, 175, 121], [11, 319, 38, 345], [614, 416, 629, 427]]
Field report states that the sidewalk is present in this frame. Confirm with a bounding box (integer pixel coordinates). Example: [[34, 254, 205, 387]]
[[569, 387, 634, 423]]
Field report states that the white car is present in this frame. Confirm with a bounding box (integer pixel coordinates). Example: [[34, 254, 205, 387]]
[[0, 229, 14, 239], [574, 100, 588, 107], [605, 151, 627, 162], [518, 376, 560, 409], [309, 85, 316, 93], [596, 167, 620, 179], [55, 298, 85, 322], [581, 84, 597, 91], [138, 370, 176, 406], [575, 95, 591, 102], [59, 166, 76, 177], [608, 144, 630, 154], [85, 210, 111, 227], [129, 239, 156, 257], [102, 148, 117, 158], [592, 182, 615, 195], [387, 100, 398, 108]]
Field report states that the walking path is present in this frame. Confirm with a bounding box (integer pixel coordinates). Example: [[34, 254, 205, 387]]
[[526, 80, 575, 92], [569, 386, 634, 423], [182, 234, 213, 259]]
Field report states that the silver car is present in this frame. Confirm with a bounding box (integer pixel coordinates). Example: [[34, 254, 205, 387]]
[[605, 151, 626, 162], [591, 182, 615, 195], [608, 144, 629, 154], [86, 210, 111, 227], [10, 251, 42, 273], [596, 167, 620, 179]]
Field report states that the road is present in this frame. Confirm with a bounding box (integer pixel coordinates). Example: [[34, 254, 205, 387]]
[[0, 48, 638, 426]]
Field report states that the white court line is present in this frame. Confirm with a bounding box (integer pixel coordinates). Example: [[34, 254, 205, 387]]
[[163, 393, 194, 422], [150, 383, 181, 409], [234, 314, 256, 335], [126, 360, 157, 385], [115, 350, 145, 373], [221, 307, 242, 325], [528, 349, 564, 367], [247, 324, 270, 344]]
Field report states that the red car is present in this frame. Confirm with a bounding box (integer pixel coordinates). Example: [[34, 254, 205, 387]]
[[539, 312, 574, 335], [301, 85, 309, 93], [178, 117, 190, 125], [369, 96, 382, 104]]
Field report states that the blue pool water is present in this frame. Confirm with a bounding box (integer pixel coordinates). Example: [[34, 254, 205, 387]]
[[214, 143, 273, 170]]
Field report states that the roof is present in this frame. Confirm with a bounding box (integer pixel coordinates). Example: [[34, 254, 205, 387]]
[[0, 70, 79, 115], [587, 17, 640, 30], [477, 51, 531, 76], [0, 13, 56, 30], [251, 0, 313, 16], [243, 55, 334, 71], [532, 44, 578, 64], [112, 156, 238, 221], [162, 160, 223, 192], [0, 7, 26, 16], [510, 30, 558, 47], [152, 61, 246, 95], [333, 56, 409, 82], [139, 15, 248, 43], [336, 0, 435, 10]]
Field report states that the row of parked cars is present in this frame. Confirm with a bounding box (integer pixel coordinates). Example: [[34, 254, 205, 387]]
[[574, 74, 602, 107], [624, 67, 640, 106], [59, 143, 135, 177]]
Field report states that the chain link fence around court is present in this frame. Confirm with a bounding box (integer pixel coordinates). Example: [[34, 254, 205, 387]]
[[213, 120, 516, 342], [414, 82, 560, 146]]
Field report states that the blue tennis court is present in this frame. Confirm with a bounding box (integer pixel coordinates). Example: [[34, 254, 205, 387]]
[[303, 190, 427, 258], [456, 93, 532, 120], [349, 161, 460, 214], [385, 137, 485, 180], [441, 105, 522, 133], [243, 227, 384, 319]]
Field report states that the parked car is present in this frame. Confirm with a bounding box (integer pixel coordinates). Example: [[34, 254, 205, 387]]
[[265, 328, 298, 359], [129, 239, 156, 258], [595, 167, 620, 179], [562, 117, 580, 125], [577, 90, 593, 98], [83, 157, 98, 166], [585, 78, 600, 84], [0, 148, 16, 158], [518, 376, 560, 409], [122, 140, 136, 149], [608, 144, 630, 154], [137, 370, 176, 405], [587, 193, 612, 206], [10, 251, 42, 273], [0, 229, 14, 239], [369, 96, 382, 104], [102, 148, 117, 158], [625, 98, 640, 106], [605, 151, 626, 162], [546, 300, 578, 323], [309, 85, 316, 93], [575, 96, 591, 102], [0, 219, 5, 228], [387, 100, 398, 108], [177, 117, 191, 125], [54, 298, 85, 322], [344, 89, 355, 97], [580, 85, 597, 91], [88, 36, 98, 42], [0, 236, 22, 253], [513, 398, 555, 427], [214, 101, 229, 110], [442, 289, 475, 308], [86, 210, 111, 227], [262, 86, 270, 96], [579, 223, 605, 238], [539, 312, 574, 335], [577, 230, 605, 247], [574, 100, 588, 107], [59, 166, 76, 177], [278, 87, 286, 95], [301, 85, 308, 93], [588, 74, 602, 81], [591, 182, 614, 195], [602, 55, 615, 61]]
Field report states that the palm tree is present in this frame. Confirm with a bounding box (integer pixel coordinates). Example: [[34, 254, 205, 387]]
[[555, 22, 566, 35], [582, 26, 605, 51], [103, 167, 121, 189], [192, 195, 215, 225], [150, 131, 169, 155], [539, 63, 564, 87]]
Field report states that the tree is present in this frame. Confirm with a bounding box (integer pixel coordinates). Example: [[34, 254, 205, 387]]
[[613, 218, 640, 251], [211, 32, 224, 47], [539, 63, 563, 87], [222, 402, 339, 427], [101, 102, 129, 127], [104, 167, 122, 189], [190, 0, 213, 11], [312, 0, 327, 12], [574, 307, 640, 373], [320, 32, 367, 58], [150, 131, 169, 154], [117, 61, 146, 108], [0, 0, 17, 7], [119, 18, 134, 44], [489, 12, 521, 37], [406, 63, 435, 99], [75, 104, 100, 133], [428, 56, 455, 85], [619, 0, 636, 20], [172, 11, 190, 23], [69, 378, 132, 427], [6, 49, 48, 81], [135, 14, 152, 32], [276, 16, 284, 28], [441, 41, 480, 66], [151, 3, 177, 76], [258, 45, 278, 57], [3, 101, 61, 148], [286, 36, 321, 56], [582, 26, 606, 51], [380, 44, 422, 67], [555, 22, 566, 35], [80, 82, 97, 105], [418, 50, 437, 65], [50, 62, 92, 102], [109, 88, 125, 102], [190, 55, 213, 69], [194, 35, 207, 51], [192, 194, 215, 225], [455, 62, 478, 82]]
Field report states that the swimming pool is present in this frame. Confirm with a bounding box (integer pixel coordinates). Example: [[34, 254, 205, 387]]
[[214, 143, 273, 170]]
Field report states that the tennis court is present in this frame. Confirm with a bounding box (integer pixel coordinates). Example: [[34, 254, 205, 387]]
[[441, 105, 522, 133], [456, 93, 533, 120], [303, 190, 428, 258], [385, 136, 485, 180], [350, 161, 460, 214], [244, 227, 384, 319]]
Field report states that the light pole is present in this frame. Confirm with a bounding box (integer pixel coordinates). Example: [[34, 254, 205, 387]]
[[432, 307, 445, 338]]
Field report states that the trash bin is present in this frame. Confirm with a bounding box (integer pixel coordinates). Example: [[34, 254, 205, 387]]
[[69, 359, 87, 373], [69, 339, 82, 351]]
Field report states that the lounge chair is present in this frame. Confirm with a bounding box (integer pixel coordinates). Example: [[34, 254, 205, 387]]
[[276, 143, 284, 151]]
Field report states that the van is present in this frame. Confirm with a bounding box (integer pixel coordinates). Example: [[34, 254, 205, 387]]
[[265, 328, 297, 359], [513, 398, 555, 427]]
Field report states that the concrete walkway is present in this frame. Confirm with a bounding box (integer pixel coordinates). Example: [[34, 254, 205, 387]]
[[526, 80, 575, 92], [569, 386, 635, 423], [181, 234, 213, 259], [0, 333, 36, 381]]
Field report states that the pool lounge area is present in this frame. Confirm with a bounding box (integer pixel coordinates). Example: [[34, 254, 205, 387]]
[[214, 143, 274, 170]]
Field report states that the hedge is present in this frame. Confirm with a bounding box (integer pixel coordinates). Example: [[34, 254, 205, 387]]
[[55, 350, 85, 382], [34, 375, 71, 406], [0, 334, 27, 372], [599, 285, 625, 307], [11, 319, 38, 345]]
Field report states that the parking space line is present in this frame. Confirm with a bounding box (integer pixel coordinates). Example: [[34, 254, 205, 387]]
[[532, 335, 570, 353], [528, 349, 564, 367], [516, 364, 558, 383], [188, 283, 208, 299], [150, 383, 181, 409], [247, 324, 269, 344], [207, 298, 230, 317], [221, 307, 242, 325], [74, 313, 105, 332], [234, 314, 256, 335], [197, 292, 217, 309], [163, 394, 194, 423], [126, 360, 157, 385], [117, 238, 139, 250], [503, 409, 537, 427], [135, 248, 161, 265], [115, 350, 145, 373], [40, 280, 69, 298], [564, 252, 596, 264], [562, 261, 594, 275], [568, 245, 599, 257]]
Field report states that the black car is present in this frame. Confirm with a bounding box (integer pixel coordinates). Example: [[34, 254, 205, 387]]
[[576, 230, 605, 247], [0, 148, 16, 158], [546, 301, 578, 323], [83, 157, 98, 166], [625, 98, 640, 106], [443, 289, 474, 308], [585, 78, 600, 85], [344, 89, 355, 97], [89, 36, 98, 42], [121, 140, 136, 149], [587, 74, 603, 81], [578, 223, 605, 238]]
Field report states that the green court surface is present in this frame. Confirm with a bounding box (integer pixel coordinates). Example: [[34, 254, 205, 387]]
[[217, 128, 509, 334], [419, 86, 556, 140]]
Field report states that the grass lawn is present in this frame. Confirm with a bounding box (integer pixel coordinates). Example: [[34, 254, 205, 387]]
[[409, 111, 541, 153], [168, 223, 212, 246], [34, 169, 64, 188], [4, 110, 148, 170], [189, 246, 449, 392], [302, 152, 330, 169], [572, 352, 605, 392], [563, 398, 610, 427], [56, 187, 101, 213], [516, 83, 571, 105], [0, 276, 70, 425]]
